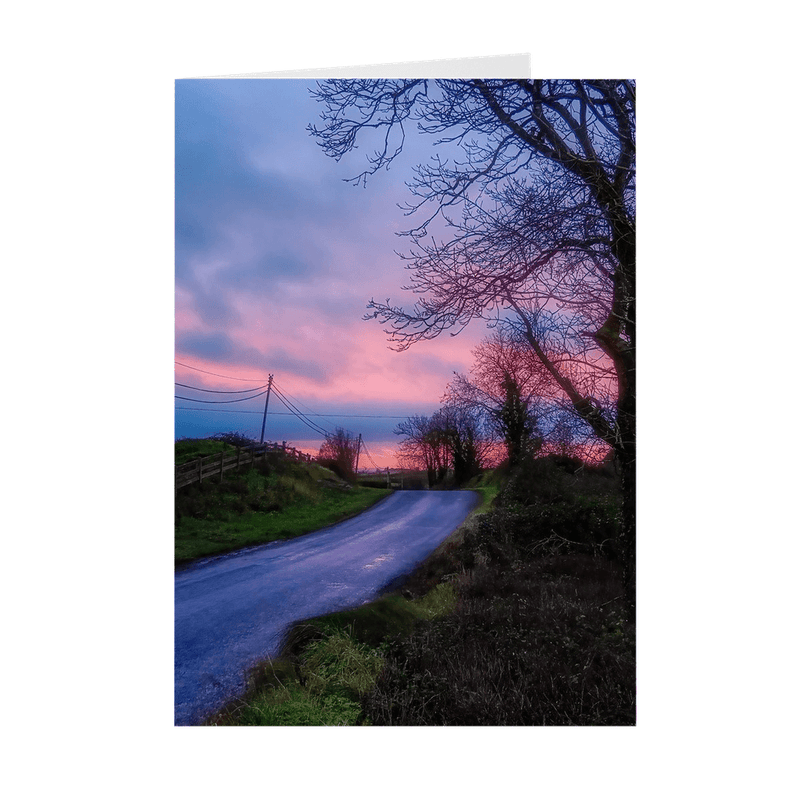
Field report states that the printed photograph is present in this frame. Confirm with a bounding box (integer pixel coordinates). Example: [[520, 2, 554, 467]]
[[174, 79, 636, 726]]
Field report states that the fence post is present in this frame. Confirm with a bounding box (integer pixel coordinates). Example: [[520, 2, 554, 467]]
[[198, 458, 203, 485], [219, 450, 224, 480]]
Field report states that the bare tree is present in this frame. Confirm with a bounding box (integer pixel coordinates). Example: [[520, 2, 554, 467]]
[[395, 407, 494, 487], [436, 403, 494, 486], [448, 328, 612, 463], [395, 414, 449, 487], [318, 427, 359, 483], [311, 80, 636, 612], [443, 329, 549, 467]]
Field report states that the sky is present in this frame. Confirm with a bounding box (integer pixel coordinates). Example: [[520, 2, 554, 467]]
[[174, 79, 491, 468]]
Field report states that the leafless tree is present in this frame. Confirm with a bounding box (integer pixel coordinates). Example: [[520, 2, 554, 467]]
[[311, 79, 636, 612], [318, 427, 359, 483], [394, 414, 449, 487], [443, 328, 550, 466], [395, 406, 495, 487], [436, 403, 495, 485]]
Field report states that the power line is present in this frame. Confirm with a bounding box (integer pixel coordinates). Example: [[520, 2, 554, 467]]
[[175, 369, 410, 417], [271, 380, 343, 427], [174, 361, 266, 383], [175, 388, 269, 404], [276, 391, 330, 437], [272, 381, 359, 439], [271, 386, 330, 438], [176, 407, 264, 414], [358, 439, 383, 471], [176, 372, 407, 466], [175, 407, 410, 419], [175, 382, 270, 394], [175, 401, 392, 467]]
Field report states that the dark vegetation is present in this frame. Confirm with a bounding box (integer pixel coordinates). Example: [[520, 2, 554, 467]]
[[395, 407, 490, 489], [317, 427, 360, 483], [363, 456, 632, 726], [175, 436, 390, 564], [206, 455, 634, 726]]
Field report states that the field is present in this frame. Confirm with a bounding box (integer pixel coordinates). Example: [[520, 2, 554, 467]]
[[175, 441, 391, 564]]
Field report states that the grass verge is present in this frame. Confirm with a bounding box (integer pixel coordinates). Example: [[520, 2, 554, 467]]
[[204, 584, 457, 726], [175, 447, 391, 564]]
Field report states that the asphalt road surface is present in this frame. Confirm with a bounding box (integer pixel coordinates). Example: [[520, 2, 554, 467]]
[[174, 489, 479, 725]]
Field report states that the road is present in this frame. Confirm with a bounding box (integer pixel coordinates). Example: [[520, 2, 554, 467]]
[[174, 489, 479, 725]]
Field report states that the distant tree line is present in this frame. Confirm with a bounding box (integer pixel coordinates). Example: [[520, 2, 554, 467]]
[[394, 327, 607, 488]]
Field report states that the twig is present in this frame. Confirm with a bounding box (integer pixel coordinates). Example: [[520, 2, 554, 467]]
[[599, 594, 623, 608]]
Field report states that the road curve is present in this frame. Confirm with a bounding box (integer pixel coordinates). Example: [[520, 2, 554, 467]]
[[174, 490, 479, 725]]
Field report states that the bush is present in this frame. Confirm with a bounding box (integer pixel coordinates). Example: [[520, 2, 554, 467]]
[[358, 477, 388, 489], [317, 458, 352, 482], [460, 494, 620, 566], [209, 431, 260, 448], [364, 556, 634, 726], [317, 428, 359, 483], [499, 453, 619, 507]]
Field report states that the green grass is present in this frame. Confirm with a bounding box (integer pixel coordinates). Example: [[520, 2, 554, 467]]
[[220, 633, 385, 726], [299, 583, 457, 646], [220, 681, 367, 727], [175, 444, 391, 564], [175, 438, 233, 465], [205, 584, 458, 726], [464, 469, 503, 514], [175, 484, 391, 563]]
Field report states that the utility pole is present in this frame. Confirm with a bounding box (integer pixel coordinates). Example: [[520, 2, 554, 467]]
[[354, 433, 362, 475], [260, 374, 274, 444]]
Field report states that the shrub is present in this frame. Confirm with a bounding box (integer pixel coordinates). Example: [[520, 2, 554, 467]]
[[209, 431, 259, 448], [364, 556, 634, 726], [317, 457, 353, 483], [358, 477, 388, 489], [464, 498, 621, 563], [317, 428, 359, 483], [499, 453, 620, 507]]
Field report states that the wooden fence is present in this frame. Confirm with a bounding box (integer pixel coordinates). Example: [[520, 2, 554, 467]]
[[175, 443, 314, 490]]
